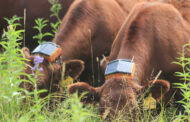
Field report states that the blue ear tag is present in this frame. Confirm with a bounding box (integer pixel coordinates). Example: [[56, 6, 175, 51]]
[[32, 42, 62, 62], [105, 59, 135, 80]]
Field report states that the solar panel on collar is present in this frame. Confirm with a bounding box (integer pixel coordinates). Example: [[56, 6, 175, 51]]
[[32, 42, 62, 62], [105, 59, 135, 80]]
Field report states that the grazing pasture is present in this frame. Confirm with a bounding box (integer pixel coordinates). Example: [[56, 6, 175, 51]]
[[0, 0, 190, 121]]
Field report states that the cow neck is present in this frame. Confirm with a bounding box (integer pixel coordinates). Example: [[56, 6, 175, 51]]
[[53, 27, 92, 62], [117, 41, 152, 86], [54, 0, 107, 62], [53, 23, 95, 61], [108, 2, 146, 61]]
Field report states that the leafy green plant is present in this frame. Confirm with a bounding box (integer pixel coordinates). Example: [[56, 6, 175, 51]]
[[49, 0, 62, 22], [33, 0, 62, 44], [173, 43, 190, 121], [33, 18, 53, 44], [0, 15, 50, 122], [0, 15, 25, 121], [49, 0, 62, 34]]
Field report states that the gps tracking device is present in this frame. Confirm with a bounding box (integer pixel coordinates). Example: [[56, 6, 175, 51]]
[[105, 59, 135, 80], [32, 42, 62, 62]]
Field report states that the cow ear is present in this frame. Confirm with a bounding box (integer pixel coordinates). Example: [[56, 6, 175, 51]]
[[47, 59, 84, 86], [64, 59, 85, 80], [141, 79, 170, 101], [67, 82, 100, 104]]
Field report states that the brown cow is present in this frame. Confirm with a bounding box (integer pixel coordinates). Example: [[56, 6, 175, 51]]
[[21, 0, 160, 98], [52, 0, 128, 84], [52, 0, 157, 84], [21, 47, 85, 97], [0, 0, 74, 50], [68, 1, 190, 118], [21, 0, 127, 96]]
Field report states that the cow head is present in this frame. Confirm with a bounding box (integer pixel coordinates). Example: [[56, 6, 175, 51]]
[[68, 77, 170, 118], [20, 47, 84, 97]]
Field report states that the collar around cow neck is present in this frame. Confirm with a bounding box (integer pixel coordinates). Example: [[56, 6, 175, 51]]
[[104, 59, 137, 81], [31, 42, 63, 64]]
